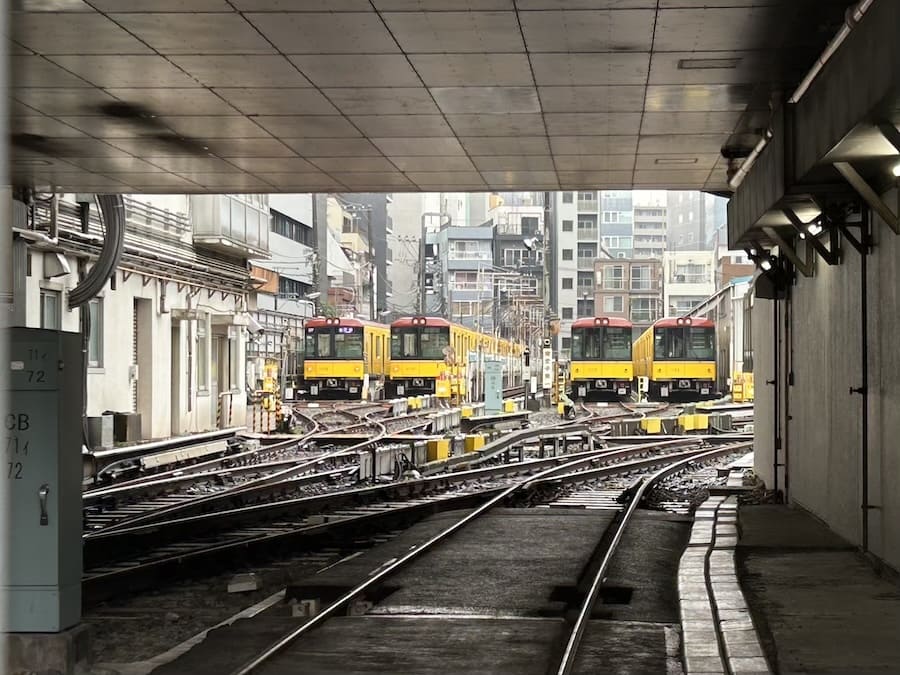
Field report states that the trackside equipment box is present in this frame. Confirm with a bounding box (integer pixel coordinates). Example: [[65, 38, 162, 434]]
[[4, 328, 83, 631]]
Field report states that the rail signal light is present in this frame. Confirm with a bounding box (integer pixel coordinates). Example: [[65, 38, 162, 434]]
[[424, 243, 437, 259], [424, 272, 435, 294], [523, 348, 530, 367], [542, 338, 551, 348]]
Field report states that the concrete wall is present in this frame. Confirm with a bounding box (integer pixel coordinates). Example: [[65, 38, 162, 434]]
[[752, 189, 900, 571]]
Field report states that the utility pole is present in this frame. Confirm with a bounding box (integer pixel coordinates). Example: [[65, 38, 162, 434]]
[[367, 209, 376, 321]]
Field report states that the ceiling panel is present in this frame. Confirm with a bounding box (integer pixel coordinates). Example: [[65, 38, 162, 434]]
[[482, 170, 560, 186], [11, 87, 120, 115], [459, 136, 551, 156], [557, 170, 633, 186], [11, 12, 153, 54], [374, 0, 512, 9], [282, 138, 383, 157], [289, 54, 422, 88], [550, 135, 638, 155], [431, 87, 540, 115], [324, 88, 439, 116], [252, 116, 362, 138], [553, 154, 634, 171], [47, 55, 203, 88], [12, 115, 86, 138], [445, 113, 546, 137], [350, 115, 452, 138], [406, 171, 486, 186], [531, 53, 651, 86], [213, 88, 338, 116], [11, 55, 93, 87], [644, 84, 754, 112], [63, 156, 171, 173], [308, 156, 398, 173], [640, 111, 743, 134], [104, 89, 241, 115], [7, 0, 854, 193], [52, 115, 161, 138], [520, 9, 655, 52], [387, 155, 476, 172], [538, 86, 646, 113], [383, 11, 525, 53], [545, 112, 642, 136], [471, 155, 556, 171], [224, 156, 320, 173], [410, 53, 534, 87], [370, 137, 466, 156], [110, 13, 275, 54], [170, 55, 311, 88], [160, 116, 270, 139], [637, 134, 728, 155], [201, 138, 296, 157], [246, 12, 398, 54]]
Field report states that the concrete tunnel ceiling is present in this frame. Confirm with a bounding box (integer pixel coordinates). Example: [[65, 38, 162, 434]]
[[8, 0, 856, 195]]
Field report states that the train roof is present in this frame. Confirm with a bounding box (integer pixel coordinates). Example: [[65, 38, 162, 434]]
[[391, 316, 452, 328], [571, 317, 633, 329], [305, 316, 387, 329], [654, 317, 715, 328]]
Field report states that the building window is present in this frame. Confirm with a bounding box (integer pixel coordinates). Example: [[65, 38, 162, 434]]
[[604, 265, 624, 289], [562, 219, 573, 232], [450, 271, 490, 291], [603, 296, 624, 313], [578, 191, 595, 201], [673, 263, 710, 284], [631, 265, 653, 290], [561, 307, 573, 320], [631, 297, 656, 323], [562, 277, 573, 290], [87, 299, 103, 367], [561, 337, 572, 349], [271, 210, 313, 246], [576, 298, 594, 318], [450, 240, 490, 261], [562, 248, 573, 261], [40, 289, 61, 330], [562, 192, 574, 204], [279, 277, 312, 297], [197, 315, 208, 391], [521, 216, 539, 236]]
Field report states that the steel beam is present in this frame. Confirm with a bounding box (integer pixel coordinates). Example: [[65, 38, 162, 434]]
[[782, 208, 839, 265], [833, 161, 899, 234], [762, 226, 814, 276]]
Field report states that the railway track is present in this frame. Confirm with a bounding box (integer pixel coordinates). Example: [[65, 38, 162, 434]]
[[82, 423, 748, 602], [225, 439, 751, 674]]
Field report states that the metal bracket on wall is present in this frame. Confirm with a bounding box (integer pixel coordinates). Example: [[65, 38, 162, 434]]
[[762, 226, 814, 276], [782, 208, 840, 265], [833, 161, 899, 235]]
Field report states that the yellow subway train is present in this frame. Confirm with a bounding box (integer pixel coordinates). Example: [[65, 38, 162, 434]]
[[301, 317, 389, 400], [386, 316, 523, 401], [633, 317, 717, 401], [569, 316, 634, 401]]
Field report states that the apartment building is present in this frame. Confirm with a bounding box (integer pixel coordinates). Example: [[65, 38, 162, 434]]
[[594, 258, 664, 337], [632, 191, 667, 259], [662, 250, 716, 316]]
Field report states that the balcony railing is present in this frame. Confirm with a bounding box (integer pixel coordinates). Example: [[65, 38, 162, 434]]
[[449, 250, 492, 261], [630, 279, 657, 291], [577, 199, 598, 211], [603, 279, 625, 290], [630, 309, 657, 323], [671, 273, 711, 284], [577, 256, 596, 270], [577, 227, 599, 241]]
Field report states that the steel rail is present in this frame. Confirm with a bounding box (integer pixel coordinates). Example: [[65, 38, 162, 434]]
[[554, 441, 753, 675]]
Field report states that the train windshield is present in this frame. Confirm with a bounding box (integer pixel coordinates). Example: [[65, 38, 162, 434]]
[[304, 326, 363, 359], [571, 326, 632, 361], [653, 326, 715, 360], [390, 326, 450, 359]]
